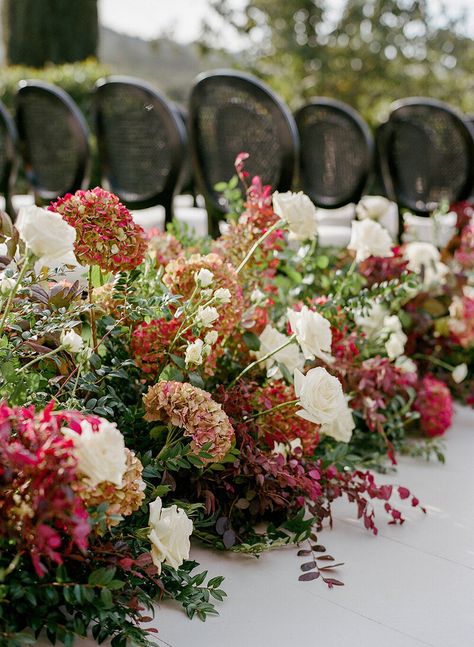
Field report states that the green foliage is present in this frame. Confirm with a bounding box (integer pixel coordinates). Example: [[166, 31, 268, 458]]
[[2, 0, 98, 67], [206, 0, 474, 127]]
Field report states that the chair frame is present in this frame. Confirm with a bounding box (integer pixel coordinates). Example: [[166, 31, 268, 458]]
[[378, 97, 474, 215], [94, 75, 187, 221], [15, 79, 90, 203], [0, 101, 18, 219], [294, 97, 374, 209], [188, 69, 299, 234]]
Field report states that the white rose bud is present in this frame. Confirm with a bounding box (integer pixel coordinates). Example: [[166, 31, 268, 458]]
[[395, 355, 417, 374], [273, 191, 317, 241], [272, 441, 288, 458], [196, 306, 219, 328], [60, 329, 84, 353], [257, 324, 304, 379], [204, 330, 219, 345], [348, 219, 393, 262], [287, 305, 333, 363], [289, 437, 303, 454], [403, 242, 449, 288], [250, 288, 265, 304], [16, 205, 77, 268], [214, 288, 231, 304], [148, 498, 193, 573], [355, 196, 392, 221], [185, 339, 204, 366], [355, 302, 387, 337], [62, 419, 127, 487], [452, 363, 468, 384], [195, 268, 214, 288], [0, 274, 16, 295], [382, 315, 407, 360]]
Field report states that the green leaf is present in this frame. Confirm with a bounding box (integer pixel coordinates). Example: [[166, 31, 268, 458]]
[[243, 331, 260, 351]]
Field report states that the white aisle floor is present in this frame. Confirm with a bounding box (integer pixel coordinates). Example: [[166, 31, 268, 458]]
[[38, 406, 474, 647]]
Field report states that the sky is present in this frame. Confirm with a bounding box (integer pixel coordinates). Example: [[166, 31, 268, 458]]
[[99, 0, 474, 45]]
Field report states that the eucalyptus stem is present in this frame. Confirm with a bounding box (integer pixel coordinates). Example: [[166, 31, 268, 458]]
[[413, 353, 454, 372], [19, 346, 63, 372], [0, 252, 32, 336], [230, 333, 297, 387], [236, 219, 284, 274]]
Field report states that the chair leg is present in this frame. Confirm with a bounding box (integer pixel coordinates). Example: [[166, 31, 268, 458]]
[[397, 206, 404, 243], [163, 197, 174, 229]]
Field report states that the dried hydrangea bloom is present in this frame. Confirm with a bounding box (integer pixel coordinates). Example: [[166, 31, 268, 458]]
[[131, 317, 182, 379], [162, 253, 244, 339], [50, 187, 147, 272], [144, 381, 234, 462], [79, 449, 146, 526]]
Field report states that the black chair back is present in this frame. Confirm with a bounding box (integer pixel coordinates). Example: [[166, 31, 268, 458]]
[[0, 101, 18, 218], [94, 76, 187, 223], [15, 80, 90, 203], [189, 70, 299, 234], [378, 98, 474, 214], [294, 98, 374, 208]]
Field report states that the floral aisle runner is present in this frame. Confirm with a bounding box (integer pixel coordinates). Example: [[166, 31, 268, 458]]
[[1, 158, 473, 646]]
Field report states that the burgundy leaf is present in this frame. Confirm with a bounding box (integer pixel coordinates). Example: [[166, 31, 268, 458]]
[[312, 544, 326, 552], [299, 572, 320, 582], [323, 577, 344, 587], [319, 563, 345, 571], [297, 549, 312, 557], [316, 555, 335, 561], [300, 561, 317, 572]]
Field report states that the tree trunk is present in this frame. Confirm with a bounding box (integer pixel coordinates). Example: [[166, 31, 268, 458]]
[[2, 0, 98, 67]]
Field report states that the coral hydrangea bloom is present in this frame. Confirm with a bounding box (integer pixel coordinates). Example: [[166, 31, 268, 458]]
[[50, 187, 147, 272], [131, 317, 182, 378], [414, 375, 453, 437], [148, 228, 183, 267], [143, 381, 235, 462], [163, 253, 244, 338]]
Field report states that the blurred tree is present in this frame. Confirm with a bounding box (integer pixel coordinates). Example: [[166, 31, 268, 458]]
[[2, 0, 98, 67], [204, 0, 474, 123]]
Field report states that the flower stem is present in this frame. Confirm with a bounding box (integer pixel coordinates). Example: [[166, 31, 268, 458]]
[[230, 333, 297, 387], [236, 219, 284, 274], [88, 266, 98, 349], [0, 253, 31, 337], [19, 346, 63, 372], [246, 398, 300, 421], [413, 353, 454, 372]]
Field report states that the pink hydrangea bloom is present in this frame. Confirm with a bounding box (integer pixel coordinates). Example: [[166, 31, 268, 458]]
[[414, 375, 453, 437], [143, 381, 235, 462]]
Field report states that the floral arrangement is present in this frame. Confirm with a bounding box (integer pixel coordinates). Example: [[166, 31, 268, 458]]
[[0, 162, 470, 645]]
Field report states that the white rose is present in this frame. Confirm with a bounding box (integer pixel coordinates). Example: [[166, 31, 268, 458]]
[[273, 191, 317, 241], [0, 273, 16, 295], [382, 315, 407, 359], [355, 302, 387, 336], [214, 288, 231, 304], [395, 355, 417, 373], [289, 437, 303, 453], [287, 305, 332, 363], [355, 196, 392, 221], [196, 306, 219, 328], [16, 205, 77, 268], [320, 405, 354, 443], [348, 219, 393, 262], [60, 329, 84, 353], [62, 419, 126, 487], [204, 330, 219, 345], [385, 330, 407, 360], [294, 367, 345, 425], [250, 288, 265, 304], [272, 441, 287, 457], [201, 288, 213, 300], [195, 268, 214, 287], [185, 339, 204, 366], [452, 363, 468, 384], [148, 498, 193, 573], [257, 324, 304, 378], [403, 242, 449, 288]]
